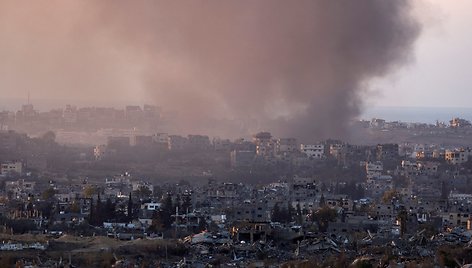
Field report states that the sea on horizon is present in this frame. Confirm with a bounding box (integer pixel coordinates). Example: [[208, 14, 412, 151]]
[[360, 106, 472, 124]]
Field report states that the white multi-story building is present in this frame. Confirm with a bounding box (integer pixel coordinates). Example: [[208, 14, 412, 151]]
[[300, 144, 324, 159]]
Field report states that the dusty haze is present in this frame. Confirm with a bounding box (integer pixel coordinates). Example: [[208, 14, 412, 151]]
[[0, 1, 420, 140]]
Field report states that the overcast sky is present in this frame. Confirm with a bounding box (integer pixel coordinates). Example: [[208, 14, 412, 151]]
[[373, 0, 472, 108]]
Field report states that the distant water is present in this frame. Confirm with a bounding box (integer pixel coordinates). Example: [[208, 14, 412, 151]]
[[361, 106, 472, 124]]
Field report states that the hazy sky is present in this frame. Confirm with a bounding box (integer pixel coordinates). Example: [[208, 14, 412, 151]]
[[0, 1, 469, 138], [373, 0, 472, 108], [0, 1, 469, 110], [1, 0, 466, 110]]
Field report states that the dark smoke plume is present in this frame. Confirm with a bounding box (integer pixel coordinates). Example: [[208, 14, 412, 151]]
[[0, 1, 420, 140]]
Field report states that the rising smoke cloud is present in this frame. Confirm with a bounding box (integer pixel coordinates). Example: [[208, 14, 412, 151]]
[[0, 1, 420, 140]]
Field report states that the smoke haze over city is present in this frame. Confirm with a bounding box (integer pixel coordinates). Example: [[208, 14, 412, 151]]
[[0, 1, 420, 139], [4, 3, 472, 266]]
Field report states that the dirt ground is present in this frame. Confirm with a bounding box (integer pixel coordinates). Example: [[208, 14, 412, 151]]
[[0, 234, 185, 267]]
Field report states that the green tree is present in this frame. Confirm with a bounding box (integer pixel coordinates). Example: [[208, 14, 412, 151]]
[[313, 206, 337, 232], [441, 181, 449, 200], [352, 201, 357, 212], [41, 131, 56, 143], [134, 186, 152, 200], [88, 197, 95, 224], [271, 203, 291, 223], [287, 202, 294, 222], [319, 193, 326, 207], [161, 194, 174, 228], [41, 187, 56, 200], [271, 203, 281, 222], [104, 198, 116, 221], [127, 192, 134, 222], [7, 190, 13, 200], [83, 185, 97, 198], [149, 210, 163, 232], [149, 196, 175, 232], [95, 193, 103, 226], [0, 180, 5, 191], [382, 189, 399, 204], [69, 201, 80, 213], [37, 201, 54, 219], [197, 216, 207, 232], [295, 203, 303, 225], [397, 209, 408, 237], [181, 194, 192, 213]]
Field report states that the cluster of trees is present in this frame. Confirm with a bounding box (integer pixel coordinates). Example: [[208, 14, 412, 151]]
[[0, 216, 37, 234], [271, 199, 338, 232], [271, 203, 295, 224], [88, 194, 131, 226], [148, 193, 195, 233], [149, 194, 174, 232], [41, 187, 56, 200], [381, 189, 401, 204], [271, 202, 305, 225], [311, 206, 337, 232]]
